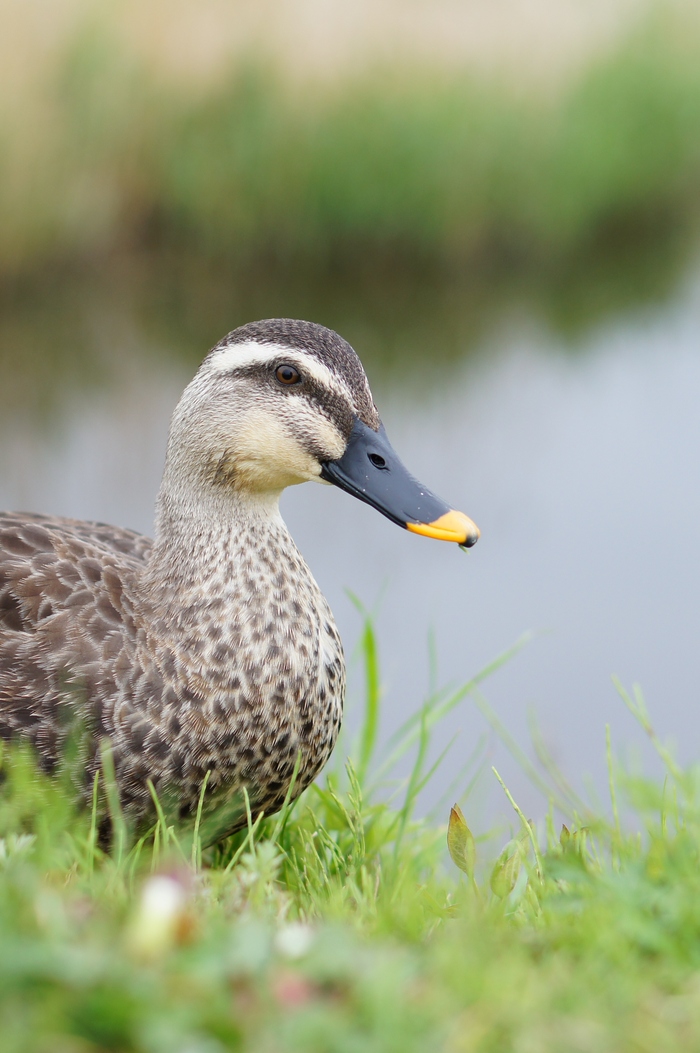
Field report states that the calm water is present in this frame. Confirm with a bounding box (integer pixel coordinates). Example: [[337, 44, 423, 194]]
[[2, 263, 700, 831]]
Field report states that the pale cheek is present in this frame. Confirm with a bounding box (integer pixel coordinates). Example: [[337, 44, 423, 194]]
[[232, 415, 323, 491], [311, 415, 346, 462], [239, 440, 321, 491], [204, 402, 348, 493]]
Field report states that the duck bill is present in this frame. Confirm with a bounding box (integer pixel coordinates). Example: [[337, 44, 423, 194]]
[[320, 418, 480, 548]]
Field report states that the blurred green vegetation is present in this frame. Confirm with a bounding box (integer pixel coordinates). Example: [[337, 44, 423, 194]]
[[2, 18, 700, 287], [2, 13, 700, 409]]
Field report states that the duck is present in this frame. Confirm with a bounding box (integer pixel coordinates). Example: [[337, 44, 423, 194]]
[[0, 319, 479, 841]]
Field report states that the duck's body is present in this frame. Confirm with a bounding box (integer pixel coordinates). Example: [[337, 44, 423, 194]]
[[0, 320, 478, 838], [0, 506, 342, 834]]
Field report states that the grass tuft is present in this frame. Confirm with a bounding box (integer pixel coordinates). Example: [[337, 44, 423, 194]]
[[1, 625, 700, 1050]]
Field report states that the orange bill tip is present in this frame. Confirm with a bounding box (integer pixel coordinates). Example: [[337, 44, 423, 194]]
[[406, 510, 480, 546]]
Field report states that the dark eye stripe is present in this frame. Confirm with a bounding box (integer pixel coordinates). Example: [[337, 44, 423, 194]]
[[218, 359, 357, 440]]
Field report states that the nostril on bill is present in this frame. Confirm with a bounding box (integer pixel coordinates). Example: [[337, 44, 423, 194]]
[[368, 453, 387, 469]]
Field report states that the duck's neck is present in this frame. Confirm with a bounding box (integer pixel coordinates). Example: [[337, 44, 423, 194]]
[[141, 473, 289, 616]]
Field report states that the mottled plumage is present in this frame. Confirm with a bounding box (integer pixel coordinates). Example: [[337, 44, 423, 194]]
[[0, 318, 478, 841]]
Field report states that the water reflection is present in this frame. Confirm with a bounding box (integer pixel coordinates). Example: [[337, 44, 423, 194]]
[[1, 262, 699, 830], [1, 218, 693, 419]]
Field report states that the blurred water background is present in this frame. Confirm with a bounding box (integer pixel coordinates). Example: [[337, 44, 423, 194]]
[[2, 0, 700, 831]]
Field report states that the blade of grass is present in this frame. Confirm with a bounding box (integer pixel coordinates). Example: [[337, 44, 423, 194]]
[[99, 739, 128, 867], [425, 732, 489, 824], [393, 703, 431, 860], [87, 769, 100, 879], [371, 633, 534, 789], [223, 810, 267, 874], [474, 690, 583, 818], [411, 733, 460, 802], [191, 769, 212, 872], [526, 708, 593, 818], [270, 750, 303, 843], [492, 766, 543, 881], [347, 592, 382, 785], [147, 779, 171, 855], [613, 677, 683, 781], [606, 724, 622, 848]]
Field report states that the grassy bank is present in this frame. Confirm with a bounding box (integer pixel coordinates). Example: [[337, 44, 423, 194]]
[[1, 627, 699, 1052], [2, 15, 700, 288]]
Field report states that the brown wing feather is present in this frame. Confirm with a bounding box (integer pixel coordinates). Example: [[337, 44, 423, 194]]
[[0, 512, 151, 768]]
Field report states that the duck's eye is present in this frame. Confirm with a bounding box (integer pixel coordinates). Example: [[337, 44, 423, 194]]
[[275, 364, 302, 386]]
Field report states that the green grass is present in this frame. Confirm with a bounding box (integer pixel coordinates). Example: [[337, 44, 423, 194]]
[[2, 623, 700, 1052]]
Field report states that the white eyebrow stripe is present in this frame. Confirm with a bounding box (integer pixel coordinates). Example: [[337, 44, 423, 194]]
[[206, 340, 341, 392]]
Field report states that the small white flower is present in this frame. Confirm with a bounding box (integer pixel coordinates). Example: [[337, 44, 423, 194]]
[[141, 875, 187, 921], [127, 874, 188, 958], [274, 922, 314, 960]]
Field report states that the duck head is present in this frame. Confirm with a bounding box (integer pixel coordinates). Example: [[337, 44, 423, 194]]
[[166, 319, 479, 548]]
